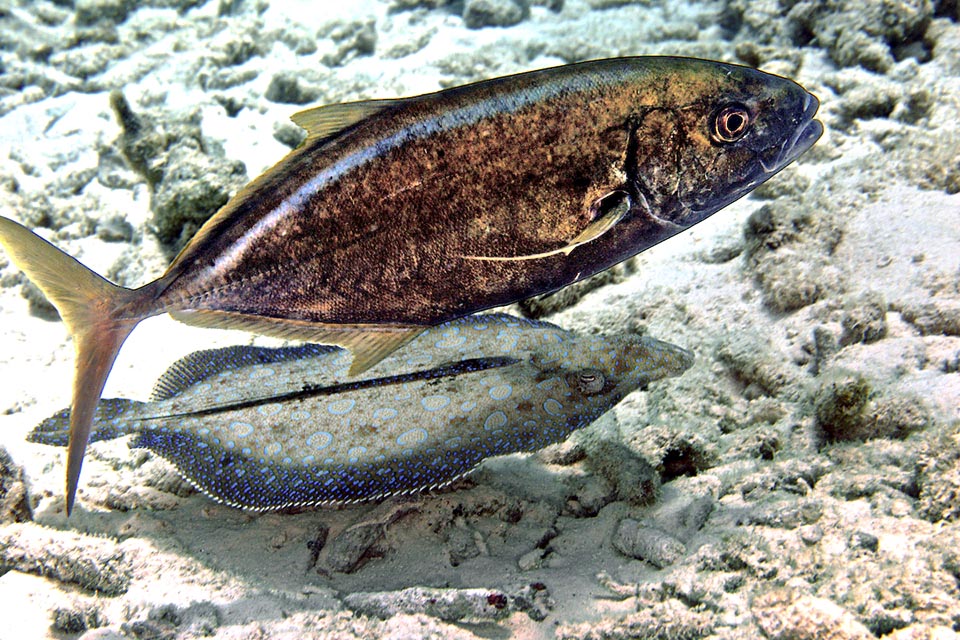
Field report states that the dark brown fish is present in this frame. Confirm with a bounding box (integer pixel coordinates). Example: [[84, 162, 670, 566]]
[[0, 56, 822, 513]]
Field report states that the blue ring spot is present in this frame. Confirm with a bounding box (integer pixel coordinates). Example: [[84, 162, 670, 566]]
[[489, 384, 512, 401], [484, 411, 507, 430], [257, 405, 281, 417], [397, 428, 429, 446], [543, 399, 563, 416], [263, 442, 282, 456], [374, 407, 398, 421], [229, 421, 254, 438], [421, 395, 450, 412], [306, 431, 334, 451], [327, 398, 356, 415]]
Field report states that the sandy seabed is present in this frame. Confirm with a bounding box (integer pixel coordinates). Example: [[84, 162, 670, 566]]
[[0, 0, 959, 638]]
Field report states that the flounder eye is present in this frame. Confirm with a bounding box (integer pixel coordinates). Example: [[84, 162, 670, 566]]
[[575, 369, 605, 395], [712, 104, 751, 143]]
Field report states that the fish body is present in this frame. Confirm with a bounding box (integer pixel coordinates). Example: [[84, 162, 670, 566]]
[[30, 314, 694, 510], [0, 56, 821, 511]]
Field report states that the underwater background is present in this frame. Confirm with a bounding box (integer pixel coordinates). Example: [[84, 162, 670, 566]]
[[0, 0, 958, 638]]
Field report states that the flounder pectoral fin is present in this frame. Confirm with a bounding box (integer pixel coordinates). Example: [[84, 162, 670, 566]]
[[461, 190, 631, 262], [170, 310, 424, 376]]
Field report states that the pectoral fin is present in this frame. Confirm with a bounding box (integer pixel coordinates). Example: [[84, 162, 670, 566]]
[[462, 191, 631, 262], [170, 310, 424, 376]]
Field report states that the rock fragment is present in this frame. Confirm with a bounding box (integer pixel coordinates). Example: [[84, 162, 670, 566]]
[[343, 583, 552, 622], [0, 523, 131, 595]]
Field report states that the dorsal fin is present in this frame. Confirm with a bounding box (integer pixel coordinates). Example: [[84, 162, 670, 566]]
[[291, 99, 408, 142], [170, 310, 425, 377], [150, 344, 340, 401]]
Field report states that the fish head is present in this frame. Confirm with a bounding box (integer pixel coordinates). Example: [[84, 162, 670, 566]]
[[532, 331, 694, 415], [626, 58, 823, 229]]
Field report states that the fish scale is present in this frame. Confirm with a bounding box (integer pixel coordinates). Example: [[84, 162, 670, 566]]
[[30, 314, 694, 510]]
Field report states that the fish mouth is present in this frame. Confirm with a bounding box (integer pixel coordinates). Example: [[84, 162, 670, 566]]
[[761, 92, 823, 174]]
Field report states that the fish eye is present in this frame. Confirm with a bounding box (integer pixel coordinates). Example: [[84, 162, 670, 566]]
[[574, 369, 605, 395], [711, 104, 751, 144]]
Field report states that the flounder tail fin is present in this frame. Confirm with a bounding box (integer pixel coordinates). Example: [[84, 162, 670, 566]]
[[0, 216, 142, 515], [29, 398, 145, 447]]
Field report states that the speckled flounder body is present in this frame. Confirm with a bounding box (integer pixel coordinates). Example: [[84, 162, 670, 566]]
[[29, 314, 693, 510], [0, 56, 820, 512]]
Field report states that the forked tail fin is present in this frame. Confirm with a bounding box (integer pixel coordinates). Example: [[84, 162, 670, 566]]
[[0, 216, 143, 515]]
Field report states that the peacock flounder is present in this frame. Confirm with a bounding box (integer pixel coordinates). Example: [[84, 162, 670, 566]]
[[0, 56, 820, 511], [29, 314, 693, 511]]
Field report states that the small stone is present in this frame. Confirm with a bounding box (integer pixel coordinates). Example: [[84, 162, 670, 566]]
[[265, 71, 322, 105], [613, 519, 686, 568], [565, 475, 614, 517], [446, 524, 482, 566], [96, 215, 134, 242], [324, 521, 384, 573], [840, 292, 887, 345], [850, 530, 879, 552], [799, 524, 824, 545], [75, 0, 134, 26], [813, 370, 871, 442], [517, 549, 543, 571], [462, 0, 530, 28], [583, 439, 659, 506]]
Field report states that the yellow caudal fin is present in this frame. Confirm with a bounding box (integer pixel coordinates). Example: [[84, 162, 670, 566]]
[[0, 216, 142, 515]]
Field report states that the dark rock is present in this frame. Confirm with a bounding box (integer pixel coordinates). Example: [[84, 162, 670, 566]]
[[319, 19, 377, 67], [150, 143, 246, 248], [462, 0, 530, 29], [918, 428, 960, 523], [813, 370, 872, 442], [264, 71, 322, 104], [840, 293, 888, 345], [324, 520, 386, 573], [583, 438, 659, 506], [0, 447, 32, 523], [850, 530, 879, 552]]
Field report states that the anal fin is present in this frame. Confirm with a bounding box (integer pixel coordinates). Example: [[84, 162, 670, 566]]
[[170, 310, 424, 376]]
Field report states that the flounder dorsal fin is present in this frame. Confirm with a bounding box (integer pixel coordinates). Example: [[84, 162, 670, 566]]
[[151, 344, 340, 401], [291, 99, 409, 143], [170, 310, 424, 377]]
